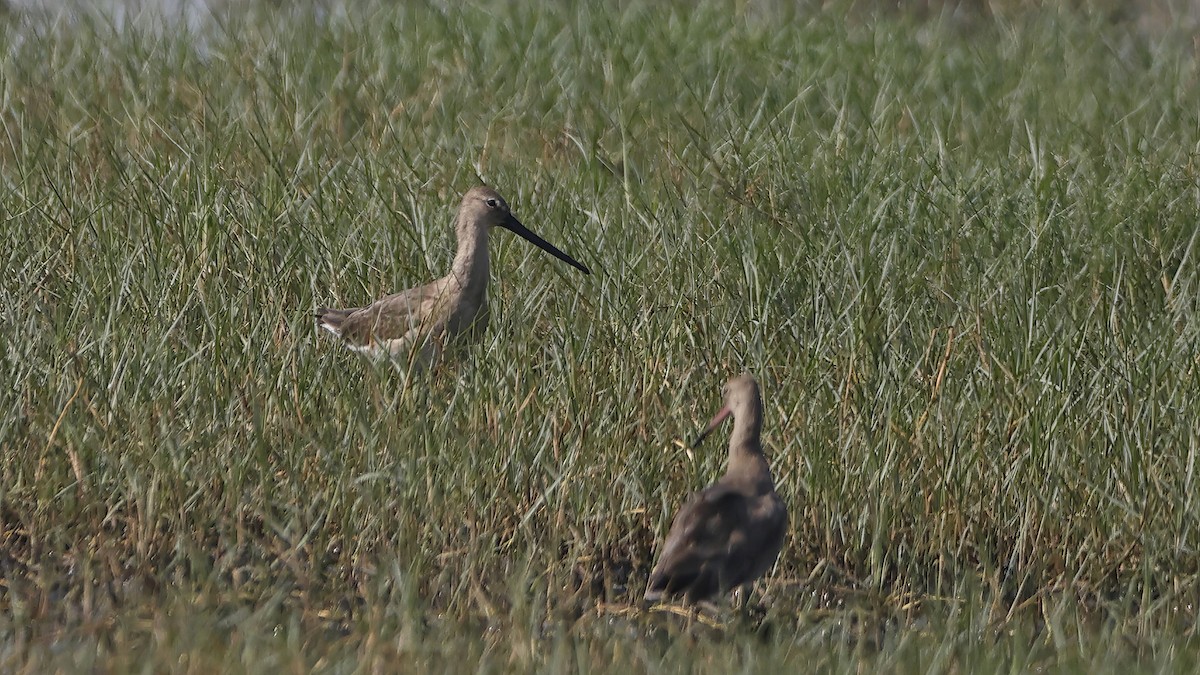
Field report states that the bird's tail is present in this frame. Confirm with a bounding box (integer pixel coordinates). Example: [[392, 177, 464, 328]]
[[315, 307, 353, 337]]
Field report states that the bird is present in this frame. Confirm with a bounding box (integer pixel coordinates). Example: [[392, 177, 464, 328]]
[[644, 374, 788, 606], [316, 185, 590, 368]]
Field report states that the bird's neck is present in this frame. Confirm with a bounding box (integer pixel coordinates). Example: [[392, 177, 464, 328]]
[[726, 408, 772, 489], [728, 404, 762, 452], [448, 222, 490, 297]]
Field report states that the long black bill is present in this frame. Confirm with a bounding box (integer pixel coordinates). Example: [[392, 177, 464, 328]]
[[501, 214, 592, 275]]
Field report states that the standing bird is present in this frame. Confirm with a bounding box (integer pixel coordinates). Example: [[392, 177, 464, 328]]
[[316, 185, 590, 368], [644, 374, 788, 605]]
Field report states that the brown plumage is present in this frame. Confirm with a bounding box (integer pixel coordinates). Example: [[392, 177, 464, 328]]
[[644, 374, 787, 605], [316, 185, 590, 368]]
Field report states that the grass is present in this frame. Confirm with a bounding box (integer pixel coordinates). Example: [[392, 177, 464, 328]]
[[2, 0, 1200, 671]]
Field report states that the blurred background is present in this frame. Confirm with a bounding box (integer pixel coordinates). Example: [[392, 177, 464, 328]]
[[4, 0, 1200, 34]]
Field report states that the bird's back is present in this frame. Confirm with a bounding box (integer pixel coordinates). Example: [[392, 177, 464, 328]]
[[316, 275, 489, 360], [645, 477, 787, 604]]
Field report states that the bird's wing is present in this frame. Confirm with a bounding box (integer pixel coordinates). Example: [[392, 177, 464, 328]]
[[646, 484, 756, 597], [336, 283, 445, 349]]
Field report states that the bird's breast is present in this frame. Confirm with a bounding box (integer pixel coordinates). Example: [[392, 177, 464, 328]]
[[447, 294, 489, 342]]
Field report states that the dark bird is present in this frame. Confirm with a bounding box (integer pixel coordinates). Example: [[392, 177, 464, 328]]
[[645, 374, 787, 605]]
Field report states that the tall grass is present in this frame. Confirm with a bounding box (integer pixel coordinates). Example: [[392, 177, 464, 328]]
[[2, 1, 1199, 671]]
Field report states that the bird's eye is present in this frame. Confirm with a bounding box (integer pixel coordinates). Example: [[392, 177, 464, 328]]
[[485, 198, 499, 208]]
